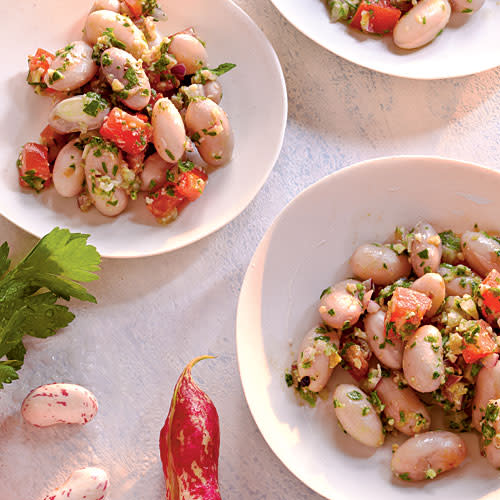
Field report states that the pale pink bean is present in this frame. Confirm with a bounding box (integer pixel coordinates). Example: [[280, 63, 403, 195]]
[[184, 137, 208, 168], [90, 0, 120, 12], [152, 98, 186, 163], [410, 273, 445, 317], [350, 244, 411, 286], [409, 222, 442, 277], [481, 399, 500, 468], [462, 231, 500, 278], [168, 34, 208, 74], [297, 327, 340, 393], [203, 80, 223, 104], [333, 384, 384, 448], [318, 279, 366, 330], [185, 99, 233, 167], [140, 153, 172, 192], [42, 467, 109, 500], [472, 362, 500, 431], [22, 383, 98, 427], [451, 0, 485, 13], [53, 139, 85, 198], [403, 325, 443, 393], [391, 431, 466, 481], [376, 377, 430, 436], [364, 310, 403, 370]]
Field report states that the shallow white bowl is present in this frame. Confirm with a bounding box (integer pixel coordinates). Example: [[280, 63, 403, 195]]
[[0, 0, 287, 258], [270, 0, 500, 79], [237, 156, 500, 500]]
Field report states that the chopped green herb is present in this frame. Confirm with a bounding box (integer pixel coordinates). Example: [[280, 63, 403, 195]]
[[320, 286, 332, 299], [83, 92, 108, 117], [165, 149, 175, 161], [418, 249, 429, 259], [347, 390, 363, 401], [208, 62, 236, 76]]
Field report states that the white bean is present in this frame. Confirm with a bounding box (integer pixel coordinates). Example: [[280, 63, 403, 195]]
[[364, 310, 403, 370], [184, 137, 208, 168], [152, 98, 186, 163], [185, 99, 234, 167], [481, 399, 500, 468], [391, 431, 466, 481], [168, 34, 208, 75], [438, 263, 480, 297], [203, 80, 223, 104], [472, 362, 500, 431], [53, 139, 85, 198], [297, 327, 340, 393], [409, 221, 442, 277], [410, 273, 445, 317], [403, 325, 443, 393], [333, 384, 384, 448], [393, 0, 451, 50], [140, 153, 172, 192], [350, 244, 411, 286], [376, 376, 430, 436], [84, 10, 148, 58], [90, 0, 120, 12], [318, 279, 368, 330], [45, 41, 97, 92], [462, 230, 500, 278], [22, 383, 98, 427], [101, 48, 151, 110], [450, 0, 485, 13], [49, 94, 110, 134], [41, 467, 109, 500]]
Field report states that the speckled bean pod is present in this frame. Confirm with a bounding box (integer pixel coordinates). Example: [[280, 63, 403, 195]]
[[41, 467, 109, 500], [22, 383, 98, 427]]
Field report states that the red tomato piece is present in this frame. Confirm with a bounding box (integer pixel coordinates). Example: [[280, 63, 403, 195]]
[[146, 186, 184, 220], [124, 0, 143, 17], [350, 0, 401, 35], [28, 48, 55, 73], [39, 125, 66, 164], [100, 108, 153, 155], [385, 287, 432, 339], [462, 320, 497, 364], [17, 143, 51, 192], [480, 269, 500, 325], [177, 168, 208, 201]]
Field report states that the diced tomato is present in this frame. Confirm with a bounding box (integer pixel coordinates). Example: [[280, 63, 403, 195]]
[[462, 320, 497, 364], [100, 108, 153, 155], [350, 0, 401, 35], [146, 186, 184, 221], [124, 0, 143, 17], [17, 143, 51, 192], [176, 168, 208, 201], [28, 48, 55, 73], [385, 287, 432, 339], [480, 269, 500, 325], [39, 125, 66, 164]]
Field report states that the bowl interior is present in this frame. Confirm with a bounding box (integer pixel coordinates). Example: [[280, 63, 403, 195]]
[[0, 0, 286, 257], [270, 0, 500, 79], [237, 156, 500, 500]]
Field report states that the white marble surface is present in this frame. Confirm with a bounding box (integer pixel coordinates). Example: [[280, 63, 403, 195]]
[[1, 1, 500, 499]]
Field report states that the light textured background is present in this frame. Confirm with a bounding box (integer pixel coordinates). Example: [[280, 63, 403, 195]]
[[1, 0, 500, 498]]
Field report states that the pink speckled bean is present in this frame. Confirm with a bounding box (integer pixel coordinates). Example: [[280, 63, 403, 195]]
[[22, 383, 98, 427], [42, 467, 109, 500]]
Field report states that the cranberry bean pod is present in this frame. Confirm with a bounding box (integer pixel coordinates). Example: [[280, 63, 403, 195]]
[[85, 10, 148, 58], [318, 279, 367, 330], [403, 325, 444, 393], [410, 273, 445, 317], [409, 222, 442, 277], [350, 244, 411, 286], [168, 34, 208, 75], [393, 0, 451, 50], [376, 377, 431, 436], [41, 467, 109, 500], [297, 327, 341, 392], [364, 310, 403, 370], [391, 431, 466, 481], [152, 98, 186, 163], [53, 139, 85, 198], [49, 95, 110, 134], [100, 48, 151, 110], [333, 384, 384, 448], [461, 231, 500, 277], [185, 99, 234, 167], [22, 383, 98, 427], [472, 362, 500, 431], [45, 41, 97, 92]]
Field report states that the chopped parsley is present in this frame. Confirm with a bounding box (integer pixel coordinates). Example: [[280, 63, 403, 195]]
[[417, 248, 429, 259], [439, 230, 461, 251], [347, 390, 363, 401], [320, 286, 332, 299], [82, 92, 108, 117], [165, 149, 175, 161], [209, 62, 237, 76], [178, 160, 194, 172]]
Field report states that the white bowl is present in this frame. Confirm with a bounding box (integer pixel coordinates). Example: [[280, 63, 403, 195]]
[[237, 156, 500, 500], [0, 0, 287, 258], [269, 0, 500, 79]]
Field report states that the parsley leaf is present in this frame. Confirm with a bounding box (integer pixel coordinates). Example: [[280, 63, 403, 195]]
[[209, 63, 236, 76]]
